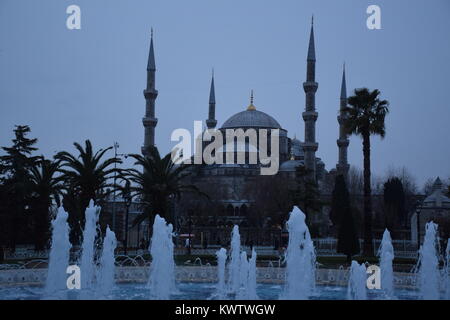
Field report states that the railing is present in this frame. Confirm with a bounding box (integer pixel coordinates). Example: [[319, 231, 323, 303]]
[[2, 239, 420, 261]]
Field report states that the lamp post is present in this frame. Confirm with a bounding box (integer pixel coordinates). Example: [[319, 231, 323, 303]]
[[188, 209, 193, 255], [112, 142, 128, 234], [416, 207, 421, 253], [123, 181, 132, 256]]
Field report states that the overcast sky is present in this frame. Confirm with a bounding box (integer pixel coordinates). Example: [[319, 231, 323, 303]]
[[1, 0, 449, 187]]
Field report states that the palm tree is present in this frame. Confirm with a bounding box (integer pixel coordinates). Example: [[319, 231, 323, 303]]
[[29, 157, 64, 250], [344, 88, 389, 256], [55, 140, 121, 244], [124, 146, 206, 226]]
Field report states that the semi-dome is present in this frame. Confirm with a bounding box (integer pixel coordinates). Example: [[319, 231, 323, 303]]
[[291, 137, 304, 157], [221, 109, 282, 129], [279, 159, 304, 172]]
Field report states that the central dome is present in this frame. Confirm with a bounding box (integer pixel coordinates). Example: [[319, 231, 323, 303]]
[[221, 109, 282, 129]]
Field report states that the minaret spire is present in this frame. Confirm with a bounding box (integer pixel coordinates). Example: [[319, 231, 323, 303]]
[[307, 15, 316, 62], [340, 63, 347, 99], [206, 69, 217, 129], [302, 17, 319, 181], [336, 63, 350, 177], [142, 29, 158, 156], [147, 28, 156, 71]]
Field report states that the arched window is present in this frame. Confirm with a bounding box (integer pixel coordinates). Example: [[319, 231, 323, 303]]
[[226, 204, 234, 216], [240, 204, 247, 216], [234, 206, 240, 216]]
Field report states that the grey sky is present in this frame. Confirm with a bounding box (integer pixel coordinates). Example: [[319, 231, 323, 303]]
[[1, 0, 449, 187]]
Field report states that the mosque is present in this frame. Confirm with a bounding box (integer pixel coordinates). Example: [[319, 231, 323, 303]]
[[141, 21, 351, 236]]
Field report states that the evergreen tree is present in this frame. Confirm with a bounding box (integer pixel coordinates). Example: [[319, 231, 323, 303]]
[[292, 165, 322, 229], [383, 177, 406, 229], [0, 125, 39, 249], [334, 175, 360, 262]]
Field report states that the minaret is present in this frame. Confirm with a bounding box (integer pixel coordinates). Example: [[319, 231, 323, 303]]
[[302, 16, 319, 180], [336, 64, 350, 177], [206, 70, 217, 129], [142, 29, 158, 157]]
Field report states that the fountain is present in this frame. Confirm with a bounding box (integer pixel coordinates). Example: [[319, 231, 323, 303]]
[[228, 225, 241, 294], [5, 205, 450, 300], [247, 249, 258, 300], [236, 251, 249, 299], [444, 239, 450, 300], [347, 261, 367, 300], [95, 226, 117, 299], [79, 201, 100, 295], [282, 206, 316, 300], [215, 248, 227, 299], [417, 222, 440, 300], [148, 215, 176, 299], [45, 207, 71, 298], [378, 229, 395, 298]]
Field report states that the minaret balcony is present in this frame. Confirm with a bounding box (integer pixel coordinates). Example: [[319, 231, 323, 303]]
[[142, 117, 158, 127], [301, 142, 318, 152], [206, 119, 217, 129], [336, 139, 349, 147], [302, 81, 318, 92], [143, 88, 158, 99], [337, 115, 348, 125], [302, 111, 318, 121]]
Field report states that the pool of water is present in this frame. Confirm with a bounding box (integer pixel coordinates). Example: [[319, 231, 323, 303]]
[[0, 283, 422, 300]]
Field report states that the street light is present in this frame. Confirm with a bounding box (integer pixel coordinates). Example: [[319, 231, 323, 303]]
[[112, 142, 128, 234], [416, 206, 421, 253], [123, 180, 132, 256], [187, 209, 193, 255]]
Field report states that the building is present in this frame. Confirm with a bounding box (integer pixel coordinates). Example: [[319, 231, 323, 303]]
[[139, 19, 352, 244], [411, 177, 450, 243]]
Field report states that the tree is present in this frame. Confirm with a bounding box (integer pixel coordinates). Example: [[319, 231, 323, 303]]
[[447, 182, 450, 199], [28, 158, 64, 250], [384, 166, 418, 226], [292, 165, 322, 222], [124, 146, 206, 226], [383, 177, 406, 230], [344, 88, 389, 256], [243, 174, 293, 228], [334, 175, 360, 262], [0, 125, 39, 249], [55, 140, 121, 244]]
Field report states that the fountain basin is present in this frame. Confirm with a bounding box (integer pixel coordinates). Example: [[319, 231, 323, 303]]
[[0, 282, 424, 300], [0, 266, 418, 289]]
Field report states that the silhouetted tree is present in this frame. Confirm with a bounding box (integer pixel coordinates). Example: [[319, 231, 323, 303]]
[[124, 146, 206, 226], [243, 175, 292, 227], [292, 165, 322, 222], [344, 88, 389, 256], [56, 140, 121, 245], [383, 177, 406, 230], [0, 125, 39, 250], [28, 158, 64, 250], [334, 175, 360, 262]]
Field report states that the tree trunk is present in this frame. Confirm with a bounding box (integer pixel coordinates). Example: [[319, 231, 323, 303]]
[[362, 133, 374, 256]]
